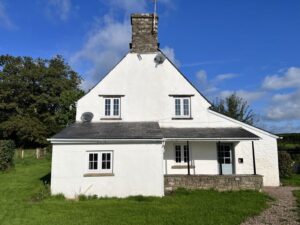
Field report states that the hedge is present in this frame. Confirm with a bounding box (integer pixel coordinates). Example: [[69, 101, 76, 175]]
[[0, 140, 15, 171], [278, 151, 293, 178]]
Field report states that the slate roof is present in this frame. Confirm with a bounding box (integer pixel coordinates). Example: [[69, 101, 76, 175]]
[[51, 122, 163, 139], [161, 127, 259, 139], [50, 122, 259, 140]]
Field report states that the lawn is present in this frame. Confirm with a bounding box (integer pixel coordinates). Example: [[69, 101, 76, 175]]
[[0, 156, 270, 225], [281, 174, 300, 186]]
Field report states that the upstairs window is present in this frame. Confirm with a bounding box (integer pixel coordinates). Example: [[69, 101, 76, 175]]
[[104, 98, 120, 118], [174, 98, 190, 117]]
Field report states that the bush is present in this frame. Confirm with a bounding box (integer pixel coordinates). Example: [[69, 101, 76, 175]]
[[279, 151, 293, 178], [0, 140, 15, 171]]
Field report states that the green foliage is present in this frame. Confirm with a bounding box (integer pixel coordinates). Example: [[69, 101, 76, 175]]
[[0, 139, 15, 171], [279, 151, 293, 178], [211, 93, 256, 125], [282, 174, 300, 186], [0, 55, 84, 147], [0, 156, 270, 225]]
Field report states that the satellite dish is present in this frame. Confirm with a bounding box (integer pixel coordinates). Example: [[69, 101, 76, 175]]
[[81, 112, 93, 122], [154, 53, 165, 64]]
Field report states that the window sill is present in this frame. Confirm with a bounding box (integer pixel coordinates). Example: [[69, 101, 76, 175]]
[[100, 117, 122, 120], [172, 117, 193, 120], [171, 165, 195, 169], [83, 173, 114, 177]]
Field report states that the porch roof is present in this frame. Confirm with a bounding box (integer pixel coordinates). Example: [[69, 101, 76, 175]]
[[49, 122, 259, 142], [161, 127, 259, 140]]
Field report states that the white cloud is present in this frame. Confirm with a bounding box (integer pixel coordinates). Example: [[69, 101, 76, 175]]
[[262, 67, 300, 90], [0, 1, 15, 29], [100, 0, 174, 14], [265, 90, 300, 120], [70, 16, 131, 91], [219, 90, 265, 103], [103, 0, 147, 13], [215, 73, 238, 82], [161, 46, 179, 65], [196, 70, 207, 86], [46, 0, 72, 21]]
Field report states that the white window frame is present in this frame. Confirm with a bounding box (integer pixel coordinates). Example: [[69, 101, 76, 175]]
[[103, 97, 121, 118], [87, 151, 113, 174], [174, 97, 190, 118], [174, 144, 189, 164]]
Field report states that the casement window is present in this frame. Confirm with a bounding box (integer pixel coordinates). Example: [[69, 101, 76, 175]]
[[87, 151, 113, 173], [174, 98, 190, 117], [104, 98, 120, 117], [174, 144, 189, 163]]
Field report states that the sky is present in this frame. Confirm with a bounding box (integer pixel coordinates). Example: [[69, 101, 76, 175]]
[[0, 0, 300, 134]]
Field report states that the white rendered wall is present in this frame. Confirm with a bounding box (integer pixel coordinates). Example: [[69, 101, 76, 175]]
[[74, 52, 280, 187], [51, 143, 164, 198]]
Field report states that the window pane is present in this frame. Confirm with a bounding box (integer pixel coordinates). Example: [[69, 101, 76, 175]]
[[107, 153, 111, 160], [183, 99, 189, 116], [175, 99, 181, 116], [89, 153, 98, 170], [107, 161, 111, 169], [105, 99, 111, 116], [102, 161, 106, 169], [175, 145, 181, 163], [102, 153, 106, 161], [113, 99, 119, 116], [184, 145, 188, 162]]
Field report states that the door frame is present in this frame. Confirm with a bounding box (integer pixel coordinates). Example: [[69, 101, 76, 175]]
[[217, 142, 235, 175]]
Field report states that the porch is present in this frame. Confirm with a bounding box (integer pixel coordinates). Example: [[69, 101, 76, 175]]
[[162, 127, 262, 191]]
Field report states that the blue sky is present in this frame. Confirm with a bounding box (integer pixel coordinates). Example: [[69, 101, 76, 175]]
[[0, 0, 300, 133]]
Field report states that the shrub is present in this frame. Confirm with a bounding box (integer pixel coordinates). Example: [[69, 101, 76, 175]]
[[278, 151, 293, 178], [0, 140, 15, 171]]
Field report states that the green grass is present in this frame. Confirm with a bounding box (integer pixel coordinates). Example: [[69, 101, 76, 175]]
[[0, 157, 270, 225], [293, 190, 300, 222], [281, 174, 300, 186]]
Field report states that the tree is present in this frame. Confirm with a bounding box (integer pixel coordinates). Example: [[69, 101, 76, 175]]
[[211, 93, 256, 125], [0, 55, 84, 147]]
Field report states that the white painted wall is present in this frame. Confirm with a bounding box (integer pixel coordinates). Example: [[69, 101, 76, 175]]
[[70, 52, 279, 188], [51, 143, 164, 198]]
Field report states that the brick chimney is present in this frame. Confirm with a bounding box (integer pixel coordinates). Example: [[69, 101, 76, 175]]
[[130, 13, 159, 53]]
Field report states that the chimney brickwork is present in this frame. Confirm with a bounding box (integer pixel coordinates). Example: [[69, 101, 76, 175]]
[[130, 13, 159, 53]]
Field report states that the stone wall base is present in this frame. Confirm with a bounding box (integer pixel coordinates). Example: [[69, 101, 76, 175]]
[[164, 175, 263, 193]]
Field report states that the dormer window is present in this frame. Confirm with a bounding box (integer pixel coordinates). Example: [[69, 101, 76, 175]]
[[104, 98, 120, 117], [174, 98, 190, 118]]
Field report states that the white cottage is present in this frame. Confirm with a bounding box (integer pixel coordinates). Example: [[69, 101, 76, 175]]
[[49, 13, 280, 198]]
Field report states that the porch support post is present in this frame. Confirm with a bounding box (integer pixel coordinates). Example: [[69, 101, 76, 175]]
[[252, 141, 257, 175], [187, 141, 190, 175], [218, 141, 223, 175]]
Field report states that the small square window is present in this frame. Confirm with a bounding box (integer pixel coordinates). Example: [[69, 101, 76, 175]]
[[87, 151, 113, 173], [174, 98, 190, 117], [103, 98, 120, 118]]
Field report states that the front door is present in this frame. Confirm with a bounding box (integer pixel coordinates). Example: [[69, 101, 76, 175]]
[[218, 143, 234, 175]]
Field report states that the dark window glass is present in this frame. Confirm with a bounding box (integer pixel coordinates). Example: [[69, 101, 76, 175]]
[[105, 99, 111, 116], [113, 99, 119, 116], [183, 145, 189, 162], [89, 153, 98, 170], [102, 153, 111, 170], [175, 99, 181, 116], [183, 99, 189, 116], [175, 145, 181, 163]]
